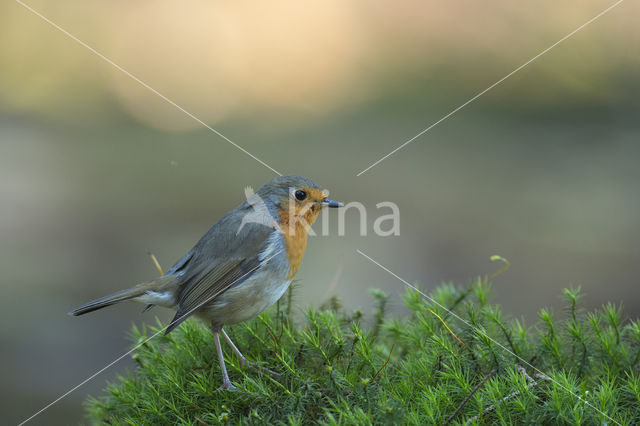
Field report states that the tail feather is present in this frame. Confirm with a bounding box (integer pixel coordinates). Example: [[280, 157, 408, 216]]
[[69, 278, 173, 316]]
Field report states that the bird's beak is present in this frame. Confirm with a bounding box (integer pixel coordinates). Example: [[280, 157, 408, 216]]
[[321, 198, 343, 208]]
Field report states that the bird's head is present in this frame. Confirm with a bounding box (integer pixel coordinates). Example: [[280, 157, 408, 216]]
[[256, 175, 342, 233]]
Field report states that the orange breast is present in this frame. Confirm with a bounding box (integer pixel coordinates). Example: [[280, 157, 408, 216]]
[[278, 202, 321, 279], [280, 222, 308, 279]]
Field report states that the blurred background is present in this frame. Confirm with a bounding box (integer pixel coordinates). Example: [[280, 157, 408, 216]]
[[2, 0, 639, 423]]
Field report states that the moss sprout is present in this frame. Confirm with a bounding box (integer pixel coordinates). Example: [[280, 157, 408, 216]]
[[87, 282, 640, 425]]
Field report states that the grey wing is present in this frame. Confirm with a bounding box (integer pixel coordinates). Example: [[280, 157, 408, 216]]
[[164, 256, 261, 334], [166, 250, 195, 275], [140, 250, 194, 313], [161, 202, 276, 334]]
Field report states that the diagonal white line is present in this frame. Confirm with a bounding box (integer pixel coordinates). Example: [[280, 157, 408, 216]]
[[356, 0, 626, 176], [15, 0, 283, 177], [356, 249, 621, 426], [18, 249, 284, 425]]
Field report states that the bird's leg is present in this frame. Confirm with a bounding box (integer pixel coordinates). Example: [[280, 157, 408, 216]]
[[221, 328, 279, 377], [212, 327, 238, 390]]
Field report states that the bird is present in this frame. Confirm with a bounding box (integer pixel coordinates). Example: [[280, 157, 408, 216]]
[[70, 175, 343, 389]]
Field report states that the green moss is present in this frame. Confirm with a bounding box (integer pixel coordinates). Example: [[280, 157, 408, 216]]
[[86, 281, 640, 425]]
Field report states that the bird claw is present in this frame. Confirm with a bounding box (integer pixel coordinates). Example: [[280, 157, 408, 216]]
[[242, 360, 280, 377], [218, 380, 239, 391]]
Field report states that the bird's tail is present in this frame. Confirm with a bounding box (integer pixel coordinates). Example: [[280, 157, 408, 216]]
[[68, 276, 175, 316]]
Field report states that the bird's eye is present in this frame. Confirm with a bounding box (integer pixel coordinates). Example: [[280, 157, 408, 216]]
[[294, 190, 307, 201]]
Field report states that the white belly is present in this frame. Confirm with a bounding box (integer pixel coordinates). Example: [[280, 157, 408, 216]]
[[199, 267, 291, 327]]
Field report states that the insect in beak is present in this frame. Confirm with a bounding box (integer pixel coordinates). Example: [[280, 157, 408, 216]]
[[320, 198, 343, 208]]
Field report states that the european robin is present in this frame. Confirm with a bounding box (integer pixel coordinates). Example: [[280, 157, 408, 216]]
[[70, 175, 342, 389]]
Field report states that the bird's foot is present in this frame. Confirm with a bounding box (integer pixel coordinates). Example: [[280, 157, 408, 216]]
[[218, 379, 239, 391], [241, 359, 280, 377]]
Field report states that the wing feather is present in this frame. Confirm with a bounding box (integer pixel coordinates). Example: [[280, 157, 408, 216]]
[[164, 256, 261, 334]]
